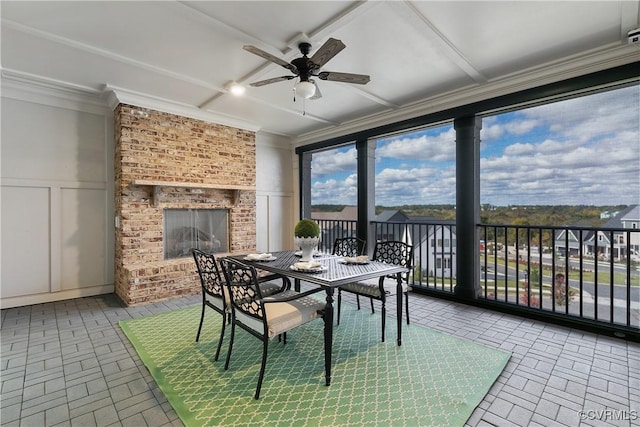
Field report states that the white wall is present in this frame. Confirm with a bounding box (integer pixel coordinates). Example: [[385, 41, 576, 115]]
[[0, 76, 296, 308], [255, 132, 295, 252], [1, 80, 114, 308]]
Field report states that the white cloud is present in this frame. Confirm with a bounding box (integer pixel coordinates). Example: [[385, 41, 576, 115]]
[[480, 118, 541, 142], [312, 175, 358, 205], [375, 166, 456, 205], [503, 142, 535, 156], [311, 147, 357, 176], [504, 119, 539, 135], [480, 129, 640, 205], [377, 128, 455, 161], [479, 85, 639, 205], [312, 85, 639, 206]]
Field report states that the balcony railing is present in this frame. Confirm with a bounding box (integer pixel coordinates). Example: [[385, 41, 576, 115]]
[[315, 219, 358, 253], [313, 217, 640, 336], [479, 224, 639, 333]]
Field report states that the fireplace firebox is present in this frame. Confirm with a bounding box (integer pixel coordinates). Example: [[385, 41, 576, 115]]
[[164, 209, 229, 259]]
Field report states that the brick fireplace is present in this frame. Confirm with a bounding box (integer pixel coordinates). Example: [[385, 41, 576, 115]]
[[114, 104, 257, 305]]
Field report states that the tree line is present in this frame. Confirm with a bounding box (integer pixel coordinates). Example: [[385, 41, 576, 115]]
[[312, 204, 630, 227]]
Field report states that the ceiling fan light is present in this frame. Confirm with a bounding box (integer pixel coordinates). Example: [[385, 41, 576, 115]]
[[226, 82, 246, 96], [295, 81, 316, 99]]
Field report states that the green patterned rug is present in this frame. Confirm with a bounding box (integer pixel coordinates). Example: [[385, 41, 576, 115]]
[[119, 303, 510, 427]]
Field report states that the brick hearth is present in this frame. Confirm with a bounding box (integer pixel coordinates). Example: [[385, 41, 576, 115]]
[[114, 104, 257, 305]]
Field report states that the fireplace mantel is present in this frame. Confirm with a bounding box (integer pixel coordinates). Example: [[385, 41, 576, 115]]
[[132, 179, 254, 206]]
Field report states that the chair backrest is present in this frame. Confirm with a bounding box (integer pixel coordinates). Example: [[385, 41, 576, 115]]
[[219, 258, 265, 323], [332, 237, 366, 257], [372, 241, 414, 278], [192, 249, 226, 300]]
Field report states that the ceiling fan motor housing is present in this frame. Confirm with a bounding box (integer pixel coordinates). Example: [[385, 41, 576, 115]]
[[292, 43, 319, 81], [298, 42, 311, 55]]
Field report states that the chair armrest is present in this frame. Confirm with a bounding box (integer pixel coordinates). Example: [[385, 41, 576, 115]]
[[257, 273, 291, 290], [262, 288, 325, 304]]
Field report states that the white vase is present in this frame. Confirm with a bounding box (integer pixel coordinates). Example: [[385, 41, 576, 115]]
[[294, 236, 320, 261]]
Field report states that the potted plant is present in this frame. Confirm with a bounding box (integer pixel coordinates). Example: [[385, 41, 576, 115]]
[[294, 218, 320, 261]]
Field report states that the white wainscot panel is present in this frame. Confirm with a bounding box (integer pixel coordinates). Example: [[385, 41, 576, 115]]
[[1, 186, 51, 298], [256, 194, 294, 252], [256, 194, 292, 252], [256, 195, 269, 252], [60, 188, 106, 290], [270, 195, 292, 251]]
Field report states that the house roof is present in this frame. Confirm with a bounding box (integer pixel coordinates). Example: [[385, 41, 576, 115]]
[[375, 210, 409, 222], [312, 206, 357, 221], [620, 205, 640, 222], [603, 205, 639, 228]]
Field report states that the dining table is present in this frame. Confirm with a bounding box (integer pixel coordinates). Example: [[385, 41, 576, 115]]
[[233, 250, 409, 387]]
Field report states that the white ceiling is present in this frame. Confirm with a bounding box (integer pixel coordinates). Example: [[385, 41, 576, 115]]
[[2, 1, 638, 144]]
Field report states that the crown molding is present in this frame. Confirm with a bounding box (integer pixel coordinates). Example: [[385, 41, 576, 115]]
[[105, 85, 261, 132], [1, 68, 110, 114], [294, 44, 639, 146], [0, 69, 261, 132]]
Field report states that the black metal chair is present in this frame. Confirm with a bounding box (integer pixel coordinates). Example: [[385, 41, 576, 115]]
[[332, 236, 366, 258], [192, 249, 290, 361], [220, 258, 326, 399], [332, 237, 367, 310], [337, 241, 413, 342]]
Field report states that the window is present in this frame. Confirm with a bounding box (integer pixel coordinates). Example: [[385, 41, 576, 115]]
[[310, 145, 357, 207], [480, 84, 639, 216], [375, 123, 455, 210]]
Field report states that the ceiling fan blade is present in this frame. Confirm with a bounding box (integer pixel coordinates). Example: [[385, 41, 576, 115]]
[[309, 38, 345, 67], [317, 71, 370, 85], [249, 76, 295, 87], [243, 45, 297, 73]]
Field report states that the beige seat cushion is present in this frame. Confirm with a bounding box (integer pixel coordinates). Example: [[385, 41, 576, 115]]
[[341, 277, 409, 297], [234, 290, 325, 339], [259, 281, 284, 297]]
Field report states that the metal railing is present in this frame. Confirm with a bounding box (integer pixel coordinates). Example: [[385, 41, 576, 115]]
[[313, 217, 640, 335], [479, 224, 639, 331], [315, 219, 358, 253]]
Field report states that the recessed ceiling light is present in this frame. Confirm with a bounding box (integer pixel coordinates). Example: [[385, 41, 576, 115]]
[[226, 82, 245, 96]]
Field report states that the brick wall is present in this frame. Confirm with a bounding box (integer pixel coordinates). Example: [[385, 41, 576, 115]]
[[114, 104, 257, 305]]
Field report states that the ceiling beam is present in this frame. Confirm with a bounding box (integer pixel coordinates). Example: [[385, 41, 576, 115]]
[[390, 1, 487, 83], [1, 18, 225, 94]]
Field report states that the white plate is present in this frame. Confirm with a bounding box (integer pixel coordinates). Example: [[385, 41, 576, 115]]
[[289, 265, 328, 273], [243, 256, 277, 262]]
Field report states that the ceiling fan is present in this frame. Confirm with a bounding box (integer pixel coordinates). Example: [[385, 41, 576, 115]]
[[243, 38, 370, 101]]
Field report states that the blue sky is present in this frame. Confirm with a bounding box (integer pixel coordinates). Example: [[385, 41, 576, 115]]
[[311, 84, 640, 207]]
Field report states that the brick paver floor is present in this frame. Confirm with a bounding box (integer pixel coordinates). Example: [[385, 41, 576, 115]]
[[1, 289, 638, 426]]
